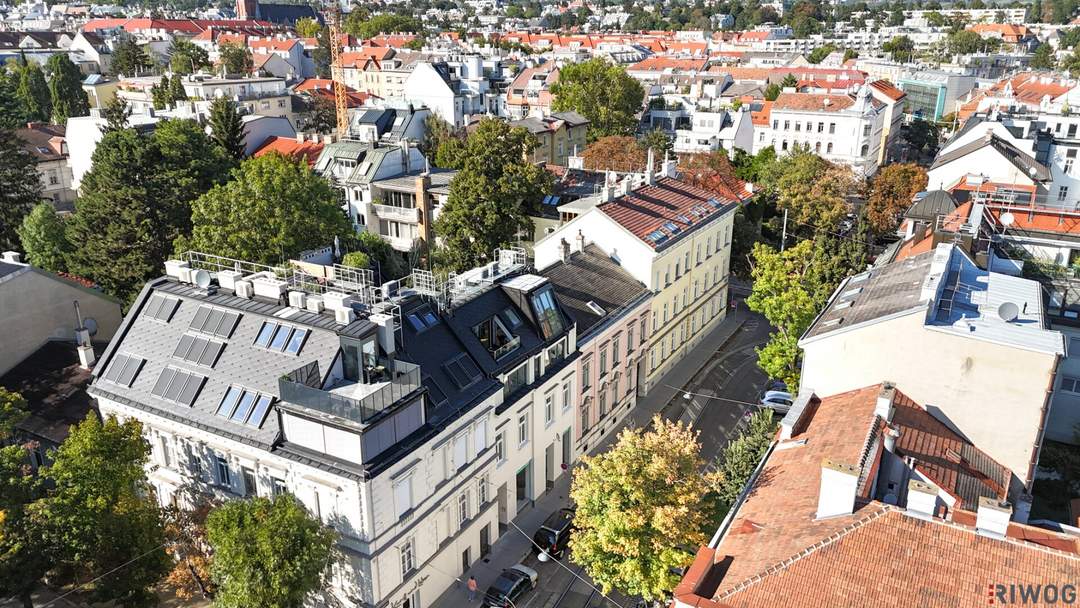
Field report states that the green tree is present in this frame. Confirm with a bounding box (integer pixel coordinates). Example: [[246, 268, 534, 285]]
[[219, 42, 253, 75], [843, 48, 859, 62], [37, 414, 170, 607], [780, 72, 798, 88], [15, 62, 50, 123], [346, 13, 423, 38], [759, 147, 852, 233], [946, 29, 991, 54], [169, 39, 211, 75], [883, 35, 915, 62], [109, 38, 151, 77], [307, 95, 337, 135], [433, 118, 552, 271], [1031, 43, 1056, 69], [550, 58, 644, 141], [209, 96, 246, 160], [420, 114, 464, 166], [45, 55, 89, 125], [17, 202, 71, 273], [0, 427, 48, 608], [764, 82, 782, 101], [866, 163, 928, 234], [100, 96, 131, 133], [569, 416, 721, 600], [348, 230, 407, 280], [0, 128, 42, 251], [638, 127, 672, 157], [151, 75, 172, 110], [65, 129, 175, 301], [178, 153, 351, 265], [341, 250, 370, 269], [294, 17, 322, 37], [0, 68, 24, 129], [312, 27, 331, 79], [206, 494, 338, 608], [807, 43, 837, 63], [714, 410, 778, 507], [0, 387, 28, 439], [746, 240, 821, 387], [153, 118, 235, 237], [169, 74, 188, 102], [905, 118, 940, 154]]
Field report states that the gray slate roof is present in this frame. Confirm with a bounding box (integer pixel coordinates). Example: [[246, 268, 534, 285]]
[[906, 190, 958, 222], [930, 133, 1051, 182], [539, 244, 650, 339]]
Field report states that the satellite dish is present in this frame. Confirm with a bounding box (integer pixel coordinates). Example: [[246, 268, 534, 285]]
[[998, 301, 1020, 322], [84, 317, 98, 337], [193, 269, 212, 290], [1000, 212, 1015, 226]]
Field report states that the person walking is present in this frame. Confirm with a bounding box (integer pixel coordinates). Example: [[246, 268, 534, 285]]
[[467, 575, 478, 603]]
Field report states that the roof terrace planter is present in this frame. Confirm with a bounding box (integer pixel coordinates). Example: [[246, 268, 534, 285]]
[[278, 359, 422, 427]]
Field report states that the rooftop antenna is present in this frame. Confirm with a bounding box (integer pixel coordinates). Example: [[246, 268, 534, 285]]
[[997, 301, 1020, 323]]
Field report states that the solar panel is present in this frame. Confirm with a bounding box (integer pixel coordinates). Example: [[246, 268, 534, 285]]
[[215, 311, 240, 338], [422, 312, 439, 327], [176, 374, 205, 406], [190, 306, 242, 338], [152, 367, 206, 407], [407, 314, 426, 331], [151, 367, 177, 398], [190, 305, 210, 330], [173, 334, 225, 368]]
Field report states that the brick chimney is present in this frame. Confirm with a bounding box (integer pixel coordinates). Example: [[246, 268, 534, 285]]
[[415, 173, 433, 246]]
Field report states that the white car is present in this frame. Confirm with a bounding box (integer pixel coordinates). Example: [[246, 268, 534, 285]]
[[760, 390, 794, 414]]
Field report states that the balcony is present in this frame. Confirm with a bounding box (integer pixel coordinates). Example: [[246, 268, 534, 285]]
[[279, 359, 422, 425], [372, 203, 419, 223], [491, 335, 521, 360]]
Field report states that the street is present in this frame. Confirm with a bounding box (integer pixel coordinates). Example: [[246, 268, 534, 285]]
[[434, 298, 772, 608]]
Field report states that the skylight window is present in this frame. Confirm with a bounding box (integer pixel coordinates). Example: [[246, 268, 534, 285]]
[[216, 385, 274, 428], [406, 310, 441, 331], [101, 353, 145, 387], [143, 294, 180, 322], [254, 321, 306, 354], [189, 305, 240, 338], [173, 334, 226, 368], [840, 287, 863, 299], [676, 214, 692, 224], [151, 367, 206, 407], [662, 222, 681, 234], [444, 353, 482, 389], [586, 301, 606, 315], [531, 286, 565, 340], [707, 198, 723, 208], [835, 300, 853, 310]]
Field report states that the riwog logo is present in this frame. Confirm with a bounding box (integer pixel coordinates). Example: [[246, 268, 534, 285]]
[[991, 583, 1079, 605]]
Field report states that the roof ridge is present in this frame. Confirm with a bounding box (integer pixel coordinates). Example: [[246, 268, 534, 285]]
[[717, 505, 895, 599]]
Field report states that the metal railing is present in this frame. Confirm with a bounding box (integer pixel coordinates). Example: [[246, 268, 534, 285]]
[[372, 203, 419, 222], [279, 360, 421, 425], [491, 335, 521, 360]]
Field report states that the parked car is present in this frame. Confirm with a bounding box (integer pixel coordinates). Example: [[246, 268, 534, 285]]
[[483, 564, 538, 607], [532, 508, 575, 562], [764, 379, 788, 393], [760, 390, 794, 414]]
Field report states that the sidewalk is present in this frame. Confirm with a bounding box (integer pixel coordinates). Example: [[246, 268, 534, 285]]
[[430, 304, 751, 608]]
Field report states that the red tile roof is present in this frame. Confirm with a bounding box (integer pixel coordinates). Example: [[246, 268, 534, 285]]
[[627, 56, 707, 73], [750, 101, 772, 127], [868, 78, 906, 102], [771, 92, 855, 112], [597, 176, 751, 249], [253, 136, 325, 167]]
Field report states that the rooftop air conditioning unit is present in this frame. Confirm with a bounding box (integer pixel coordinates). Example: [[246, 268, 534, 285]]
[[165, 259, 190, 280], [335, 307, 355, 325], [323, 291, 353, 312], [218, 270, 242, 291], [251, 274, 288, 300], [288, 290, 307, 309], [234, 280, 254, 299], [306, 295, 325, 314]]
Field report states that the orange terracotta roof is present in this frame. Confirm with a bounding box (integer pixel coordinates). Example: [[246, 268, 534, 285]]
[[249, 37, 299, 52], [253, 136, 324, 167], [750, 101, 772, 127], [720, 66, 771, 82], [771, 92, 855, 112], [987, 205, 1080, 236], [293, 78, 356, 93], [627, 56, 707, 72], [868, 79, 906, 102]]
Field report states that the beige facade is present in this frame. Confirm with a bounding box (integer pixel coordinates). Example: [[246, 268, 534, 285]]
[[801, 312, 1058, 491]]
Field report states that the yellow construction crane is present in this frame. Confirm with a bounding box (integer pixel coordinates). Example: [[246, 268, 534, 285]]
[[325, 4, 349, 138]]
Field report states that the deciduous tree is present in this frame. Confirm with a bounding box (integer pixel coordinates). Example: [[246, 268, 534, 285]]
[[45, 54, 89, 125], [1031, 43, 1056, 69], [219, 42, 253, 75], [434, 119, 551, 271], [294, 17, 321, 38], [569, 416, 721, 600], [0, 128, 42, 251], [581, 135, 646, 172], [883, 35, 915, 62], [17, 202, 70, 273], [169, 39, 211, 75], [206, 494, 338, 608], [179, 153, 351, 265], [638, 128, 672, 157], [865, 163, 928, 234], [759, 147, 852, 233], [346, 13, 422, 38], [551, 58, 644, 140], [209, 96, 246, 160]]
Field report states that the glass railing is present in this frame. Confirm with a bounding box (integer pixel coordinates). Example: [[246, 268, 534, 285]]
[[279, 360, 421, 424]]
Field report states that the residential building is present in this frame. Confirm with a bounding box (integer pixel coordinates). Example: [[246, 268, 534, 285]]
[[534, 159, 752, 394], [926, 131, 1052, 199], [897, 70, 976, 122], [15, 122, 76, 211], [81, 74, 119, 109], [115, 75, 294, 122], [866, 79, 906, 166], [504, 66, 559, 119], [764, 86, 887, 176], [539, 241, 651, 455], [510, 111, 589, 167], [252, 133, 326, 167], [673, 107, 754, 155], [799, 243, 1064, 492], [91, 247, 583, 608], [671, 384, 1080, 608], [348, 105, 429, 144]]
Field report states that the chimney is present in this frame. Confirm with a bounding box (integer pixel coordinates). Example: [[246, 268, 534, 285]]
[[1, 251, 22, 264], [816, 458, 859, 519], [296, 131, 305, 143], [574, 229, 585, 253], [660, 151, 678, 178], [599, 183, 614, 203], [906, 479, 939, 519], [568, 145, 583, 169], [644, 147, 655, 186], [883, 426, 901, 452], [416, 173, 433, 246], [976, 497, 1012, 538], [560, 238, 571, 263], [875, 383, 896, 422]]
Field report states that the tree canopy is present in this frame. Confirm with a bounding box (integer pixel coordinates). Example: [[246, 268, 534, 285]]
[[219, 42, 253, 75], [581, 135, 646, 172], [209, 96, 246, 160], [569, 416, 721, 600], [206, 494, 338, 608], [758, 147, 852, 235], [0, 128, 43, 252], [15, 61, 50, 123], [865, 163, 928, 234], [346, 13, 422, 38], [434, 118, 551, 271], [109, 38, 151, 77], [17, 202, 71, 273], [550, 58, 644, 141], [179, 153, 351, 265], [883, 35, 915, 62], [46, 54, 89, 125], [169, 39, 211, 75]]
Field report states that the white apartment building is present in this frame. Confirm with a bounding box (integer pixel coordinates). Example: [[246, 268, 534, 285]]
[[673, 107, 755, 155], [760, 85, 887, 177], [90, 248, 583, 608]]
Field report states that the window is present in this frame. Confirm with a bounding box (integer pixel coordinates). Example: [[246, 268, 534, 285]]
[[772, 119, 778, 129], [453, 433, 468, 471], [640, 318, 647, 344], [581, 399, 591, 431], [504, 363, 528, 398], [829, 123, 836, 134], [817, 122, 824, 133], [400, 539, 415, 577], [548, 339, 566, 365], [531, 287, 565, 339], [1069, 336, 1080, 358], [860, 144, 869, 157], [458, 491, 470, 525], [158, 435, 171, 468], [190, 305, 240, 338], [271, 477, 287, 496], [216, 456, 231, 487], [599, 385, 607, 417], [253, 320, 306, 354], [242, 467, 256, 497], [478, 475, 489, 505], [1062, 376, 1080, 393], [612, 336, 621, 364], [216, 386, 274, 427], [581, 360, 591, 391], [627, 323, 635, 350], [1060, 186, 1070, 202], [1070, 124, 1077, 138], [474, 315, 518, 358], [862, 124, 871, 136], [518, 414, 529, 446], [173, 333, 226, 368], [795, 122, 801, 132], [496, 431, 506, 463], [444, 353, 483, 389], [827, 142, 834, 153], [151, 367, 206, 407], [474, 419, 487, 456], [783, 120, 790, 130], [599, 349, 607, 376], [143, 294, 180, 322], [394, 476, 413, 518], [544, 392, 554, 425]]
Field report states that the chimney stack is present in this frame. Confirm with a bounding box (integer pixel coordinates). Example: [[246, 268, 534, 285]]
[[906, 479, 939, 519], [644, 147, 655, 186], [816, 458, 858, 519], [883, 426, 901, 452], [574, 229, 585, 253], [560, 238, 571, 263], [976, 497, 1012, 539], [875, 384, 896, 422]]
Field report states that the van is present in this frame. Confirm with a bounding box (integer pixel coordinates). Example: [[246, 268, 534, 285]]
[[532, 508, 575, 562]]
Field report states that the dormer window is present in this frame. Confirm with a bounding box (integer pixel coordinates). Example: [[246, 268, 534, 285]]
[[474, 315, 519, 359], [531, 286, 565, 340]]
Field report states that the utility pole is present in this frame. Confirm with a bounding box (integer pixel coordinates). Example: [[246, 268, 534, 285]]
[[780, 208, 788, 252]]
